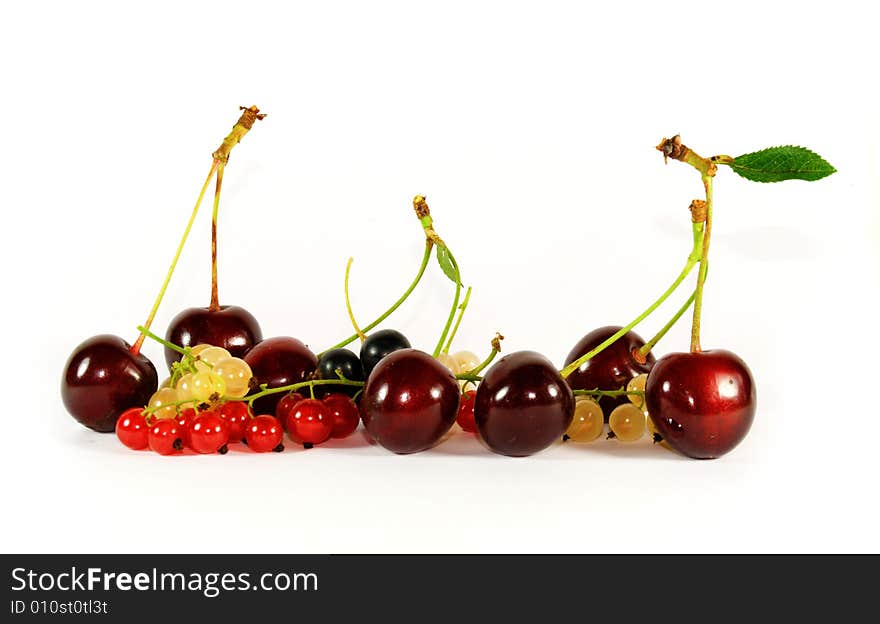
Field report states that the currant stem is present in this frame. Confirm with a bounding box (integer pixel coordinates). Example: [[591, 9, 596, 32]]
[[433, 250, 461, 358], [638, 290, 696, 359], [559, 255, 699, 379], [136, 325, 188, 355], [344, 257, 366, 342], [442, 286, 472, 354], [231, 378, 366, 407], [209, 162, 225, 312], [463, 345, 499, 377], [318, 239, 433, 356], [573, 388, 644, 399], [131, 161, 217, 354], [690, 175, 713, 352]]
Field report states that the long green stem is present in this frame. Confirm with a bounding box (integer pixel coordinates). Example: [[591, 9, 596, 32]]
[[442, 286, 472, 354], [209, 162, 225, 312], [343, 257, 366, 342], [319, 240, 433, 356], [639, 290, 696, 358], [433, 251, 461, 357], [137, 325, 187, 355], [573, 388, 644, 399], [690, 175, 713, 352], [131, 161, 217, 354], [559, 256, 698, 379]]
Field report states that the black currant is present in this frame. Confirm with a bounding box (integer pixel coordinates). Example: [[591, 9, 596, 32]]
[[314, 348, 365, 397], [360, 329, 411, 376]]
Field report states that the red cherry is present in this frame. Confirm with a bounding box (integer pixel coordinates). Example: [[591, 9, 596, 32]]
[[456, 390, 477, 433], [286, 399, 333, 447], [475, 351, 574, 457], [148, 419, 184, 455], [275, 392, 307, 428], [244, 337, 318, 416], [322, 394, 361, 439], [360, 349, 460, 454], [189, 412, 230, 454], [563, 326, 654, 420], [244, 415, 284, 452], [164, 305, 262, 370], [61, 335, 158, 432], [645, 349, 755, 459], [217, 402, 251, 442], [115, 408, 149, 450]]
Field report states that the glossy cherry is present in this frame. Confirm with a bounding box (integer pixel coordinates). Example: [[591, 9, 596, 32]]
[[360, 329, 411, 376], [189, 412, 230, 454], [456, 390, 477, 433], [164, 305, 262, 370], [645, 349, 755, 459], [61, 335, 159, 433], [244, 337, 318, 416], [314, 348, 365, 398], [475, 351, 574, 457], [115, 407, 149, 450], [286, 398, 334, 447], [148, 419, 184, 455], [564, 326, 655, 420], [322, 393, 361, 439], [361, 349, 460, 454], [217, 401, 250, 443], [245, 415, 284, 452]]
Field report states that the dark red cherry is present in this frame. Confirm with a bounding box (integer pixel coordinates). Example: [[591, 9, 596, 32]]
[[564, 326, 654, 420], [361, 349, 460, 454], [360, 329, 411, 376], [164, 305, 262, 370], [61, 335, 159, 433], [314, 348, 364, 398], [645, 349, 755, 459], [244, 337, 317, 416], [475, 351, 574, 457], [245, 415, 284, 452], [322, 393, 361, 439]]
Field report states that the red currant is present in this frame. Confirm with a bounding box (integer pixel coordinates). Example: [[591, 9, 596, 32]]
[[276, 392, 306, 430], [218, 401, 250, 443], [148, 419, 184, 455], [286, 398, 333, 447], [244, 415, 284, 452], [115, 407, 149, 450], [456, 390, 477, 433], [322, 394, 361, 439], [176, 408, 197, 448], [189, 412, 230, 454]]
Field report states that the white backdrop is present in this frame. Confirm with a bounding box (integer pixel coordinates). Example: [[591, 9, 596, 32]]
[[1, 0, 877, 553]]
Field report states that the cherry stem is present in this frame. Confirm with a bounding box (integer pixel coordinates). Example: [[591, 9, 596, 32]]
[[639, 290, 696, 358], [319, 239, 433, 356], [344, 257, 366, 342], [209, 162, 225, 312], [433, 249, 462, 358], [131, 161, 218, 354], [559, 254, 699, 379], [442, 285, 472, 354], [690, 175, 713, 352]]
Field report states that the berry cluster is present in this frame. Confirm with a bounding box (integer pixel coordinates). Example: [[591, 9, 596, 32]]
[[60, 108, 835, 461]]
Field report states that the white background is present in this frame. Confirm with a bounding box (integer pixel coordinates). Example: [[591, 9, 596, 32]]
[[1, 1, 877, 553]]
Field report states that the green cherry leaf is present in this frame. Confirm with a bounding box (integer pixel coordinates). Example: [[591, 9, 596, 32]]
[[436, 245, 459, 284], [728, 146, 836, 183]]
